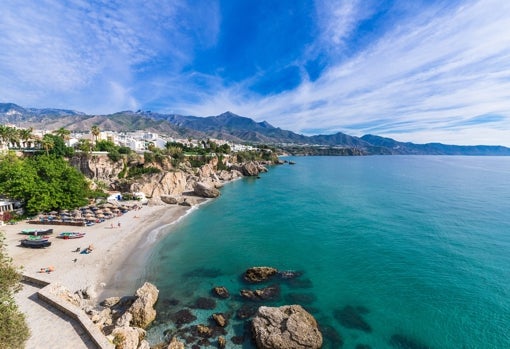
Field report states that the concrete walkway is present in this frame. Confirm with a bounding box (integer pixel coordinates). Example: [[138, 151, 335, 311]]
[[14, 281, 98, 349]]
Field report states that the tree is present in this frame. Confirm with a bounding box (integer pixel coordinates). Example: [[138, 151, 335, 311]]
[[76, 139, 93, 153], [0, 153, 89, 215], [53, 127, 71, 142], [42, 134, 73, 157], [39, 134, 54, 156], [91, 125, 100, 144], [18, 128, 34, 148], [0, 233, 30, 348]]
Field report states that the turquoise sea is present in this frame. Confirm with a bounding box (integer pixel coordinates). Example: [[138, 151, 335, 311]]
[[144, 156, 510, 348]]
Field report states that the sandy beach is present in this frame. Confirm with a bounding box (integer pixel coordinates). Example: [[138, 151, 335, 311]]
[[2, 202, 197, 348]]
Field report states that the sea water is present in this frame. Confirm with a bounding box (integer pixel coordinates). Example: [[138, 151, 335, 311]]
[[144, 156, 510, 348]]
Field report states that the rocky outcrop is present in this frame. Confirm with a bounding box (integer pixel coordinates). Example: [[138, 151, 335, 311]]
[[212, 313, 228, 327], [251, 305, 323, 349], [111, 326, 146, 349], [70, 154, 125, 184], [93, 283, 160, 348], [167, 336, 185, 349], [127, 282, 159, 328], [240, 285, 280, 301], [218, 336, 226, 348], [218, 169, 243, 181], [126, 171, 188, 200], [244, 266, 278, 283], [212, 286, 230, 299], [193, 181, 221, 198], [160, 195, 180, 204]]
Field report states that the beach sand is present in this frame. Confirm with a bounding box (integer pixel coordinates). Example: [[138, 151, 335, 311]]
[[3, 202, 196, 348]]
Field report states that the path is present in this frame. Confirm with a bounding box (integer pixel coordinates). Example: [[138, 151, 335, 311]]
[[14, 281, 98, 349]]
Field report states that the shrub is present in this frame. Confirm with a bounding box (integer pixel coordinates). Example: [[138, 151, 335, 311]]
[[127, 166, 161, 178], [0, 234, 30, 348]]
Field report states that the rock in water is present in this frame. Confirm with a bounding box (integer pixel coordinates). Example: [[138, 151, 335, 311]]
[[212, 313, 228, 327], [212, 286, 230, 299], [193, 181, 221, 198], [127, 282, 159, 328], [111, 326, 146, 349], [168, 336, 185, 349], [244, 266, 278, 283], [241, 161, 260, 176], [251, 305, 323, 349], [240, 285, 280, 301], [333, 305, 372, 333]]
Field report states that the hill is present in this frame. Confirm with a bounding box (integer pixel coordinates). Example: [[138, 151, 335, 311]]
[[1, 102, 510, 155]]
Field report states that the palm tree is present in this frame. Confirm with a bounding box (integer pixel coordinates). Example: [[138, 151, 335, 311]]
[[39, 134, 54, 155], [53, 127, 71, 142], [0, 125, 8, 149], [76, 139, 93, 154], [19, 128, 34, 148], [6, 127, 20, 148], [91, 125, 100, 145]]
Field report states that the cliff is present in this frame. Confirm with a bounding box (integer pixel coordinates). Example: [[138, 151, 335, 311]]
[[71, 153, 275, 205]]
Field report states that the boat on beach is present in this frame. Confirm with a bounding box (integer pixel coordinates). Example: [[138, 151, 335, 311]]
[[58, 232, 86, 239], [20, 238, 52, 248], [21, 228, 54, 235]]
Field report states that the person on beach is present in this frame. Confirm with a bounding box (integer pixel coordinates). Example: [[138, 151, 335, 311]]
[[118, 222, 121, 228]]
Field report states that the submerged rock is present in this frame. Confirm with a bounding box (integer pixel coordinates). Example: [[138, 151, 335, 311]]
[[333, 305, 372, 333], [284, 292, 317, 305], [319, 324, 344, 348], [240, 285, 280, 301], [389, 334, 431, 349], [252, 305, 323, 349], [244, 266, 278, 283], [278, 270, 302, 279], [171, 309, 197, 326], [236, 304, 258, 320], [192, 297, 216, 310]]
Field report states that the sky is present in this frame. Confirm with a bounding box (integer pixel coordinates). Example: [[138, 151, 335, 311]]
[[1, 0, 510, 146]]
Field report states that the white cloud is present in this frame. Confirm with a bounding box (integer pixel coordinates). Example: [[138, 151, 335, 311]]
[[177, 0, 510, 146], [0, 0, 220, 113], [2, 0, 510, 146]]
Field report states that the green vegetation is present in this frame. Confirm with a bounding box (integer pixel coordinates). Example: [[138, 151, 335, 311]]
[[126, 166, 161, 178], [0, 233, 30, 349], [0, 153, 89, 215]]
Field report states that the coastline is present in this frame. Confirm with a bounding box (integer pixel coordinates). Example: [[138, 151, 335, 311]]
[[4, 203, 199, 299], [3, 200, 203, 348]]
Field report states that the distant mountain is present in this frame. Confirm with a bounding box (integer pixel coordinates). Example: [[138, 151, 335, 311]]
[[361, 134, 510, 155], [1, 102, 510, 155]]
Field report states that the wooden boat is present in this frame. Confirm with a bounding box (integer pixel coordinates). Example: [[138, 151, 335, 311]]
[[58, 232, 86, 239], [25, 235, 50, 241], [21, 228, 53, 235], [21, 239, 52, 248]]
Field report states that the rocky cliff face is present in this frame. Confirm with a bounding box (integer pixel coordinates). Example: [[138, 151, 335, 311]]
[[70, 154, 124, 183], [73, 153, 276, 205]]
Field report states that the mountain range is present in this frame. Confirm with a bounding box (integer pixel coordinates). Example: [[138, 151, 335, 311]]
[[1, 102, 509, 155]]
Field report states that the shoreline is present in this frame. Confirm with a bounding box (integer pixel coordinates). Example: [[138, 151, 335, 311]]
[[4, 201, 202, 301]]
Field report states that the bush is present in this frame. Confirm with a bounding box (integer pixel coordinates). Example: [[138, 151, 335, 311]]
[[0, 233, 30, 348], [127, 166, 161, 178]]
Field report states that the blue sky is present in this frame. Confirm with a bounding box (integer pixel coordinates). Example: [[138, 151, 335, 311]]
[[1, 0, 510, 146]]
